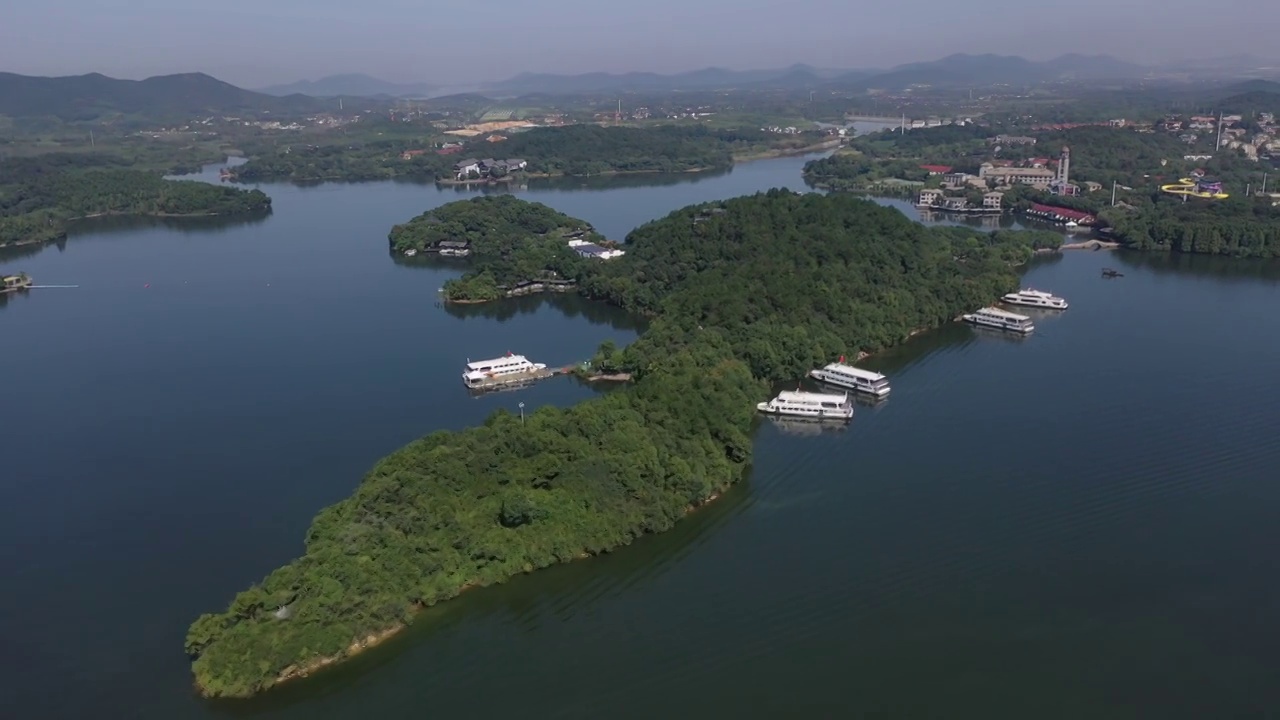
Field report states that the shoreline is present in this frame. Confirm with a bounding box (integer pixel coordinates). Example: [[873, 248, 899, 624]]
[[234, 141, 838, 187], [197, 315, 952, 697], [583, 372, 633, 382], [732, 138, 842, 162], [2, 208, 268, 250], [221, 483, 735, 696]]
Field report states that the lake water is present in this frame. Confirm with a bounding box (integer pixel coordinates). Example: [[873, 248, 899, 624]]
[[3, 155, 1280, 719]]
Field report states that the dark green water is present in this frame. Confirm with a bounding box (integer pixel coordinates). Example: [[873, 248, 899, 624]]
[[3, 156, 1280, 719]]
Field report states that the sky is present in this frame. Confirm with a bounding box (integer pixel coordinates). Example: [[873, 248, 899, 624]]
[[0, 0, 1266, 88]]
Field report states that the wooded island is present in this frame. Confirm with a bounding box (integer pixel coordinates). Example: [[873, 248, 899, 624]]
[[388, 195, 606, 302], [0, 155, 271, 247], [186, 191, 1056, 698]]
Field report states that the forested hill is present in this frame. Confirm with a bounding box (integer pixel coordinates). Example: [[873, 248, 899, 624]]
[[582, 190, 1049, 380], [0, 71, 325, 120], [388, 195, 601, 301], [186, 192, 1054, 698]]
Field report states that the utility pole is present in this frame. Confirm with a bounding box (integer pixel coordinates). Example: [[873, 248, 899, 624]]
[[1263, 172, 1269, 194], [1111, 180, 1117, 206], [518, 402, 525, 424], [89, 129, 95, 147]]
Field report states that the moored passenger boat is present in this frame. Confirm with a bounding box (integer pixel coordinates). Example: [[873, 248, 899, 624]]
[[809, 358, 890, 397], [1001, 288, 1068, 309], [755, 390, 854, 420], [962, 306, 1035, 333], [462, 352, 550, 388]]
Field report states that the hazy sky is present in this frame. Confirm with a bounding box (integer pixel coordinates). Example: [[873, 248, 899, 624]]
[[0, 0, 1263, 87]]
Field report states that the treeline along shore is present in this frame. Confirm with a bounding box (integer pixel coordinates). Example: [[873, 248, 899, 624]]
[[229, 124, 832, 183], [186, 191, 1059, 698], [0, 154, 271, 248]]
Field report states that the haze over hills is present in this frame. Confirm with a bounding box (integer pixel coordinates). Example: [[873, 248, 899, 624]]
[[1, 52, 1276, 122], [466, 53, 1276, 96], [0, 71, 332, 120], [256, 74, 439, 98], [476, 64, 866, 95]]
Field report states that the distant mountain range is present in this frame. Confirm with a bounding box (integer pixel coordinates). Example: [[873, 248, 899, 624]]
[[0, 71, 331, 120], [468, 54, 1152, 96], [2, 54, 1277, 122], [256, 74, 439, 98], [832, 53, 1148, 91], [1217, 79, 1280, 111], [475, 64, 865, 95], [469, 53, 1280, 96]]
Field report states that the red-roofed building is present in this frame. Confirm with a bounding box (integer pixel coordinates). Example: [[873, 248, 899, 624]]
[[920, 164, 953, 175], [1027, 203, 1096, 226], [1026, 157, 1051, 168]]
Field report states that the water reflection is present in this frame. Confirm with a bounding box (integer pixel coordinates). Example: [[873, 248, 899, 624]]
[[0, 239, 62, 262], [442, 293, 647, 332], [1112, 249, 1280, 282], [765, 416, 852, 436], [65, 210, 273, 237], [0, 210, 273, 262]]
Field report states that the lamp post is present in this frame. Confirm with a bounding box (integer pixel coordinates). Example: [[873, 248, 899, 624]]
[[518, 402, 525, 424]]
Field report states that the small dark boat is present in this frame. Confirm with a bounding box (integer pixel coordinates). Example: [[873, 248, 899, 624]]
[[1101, 268, 1123, 278]]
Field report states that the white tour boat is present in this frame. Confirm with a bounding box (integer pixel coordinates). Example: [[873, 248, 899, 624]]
[[756, 390, 854, 420], [1001, 288, 1068, 309], [462, 352, 549, 388], [809, 360, 891, 398], [962, 306, 1035, 333]]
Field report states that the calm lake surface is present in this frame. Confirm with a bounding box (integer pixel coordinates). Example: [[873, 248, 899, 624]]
[[3, 154, 1280, 719]]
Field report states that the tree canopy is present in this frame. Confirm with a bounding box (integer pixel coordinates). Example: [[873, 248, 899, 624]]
[[0, 154, 271, 246], [388, 195, 604, 301], [187, 192, 1052, 698]]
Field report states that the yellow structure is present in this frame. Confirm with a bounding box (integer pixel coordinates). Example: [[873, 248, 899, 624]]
[[1160, 178, 1229, 200], [2, 272, 33, 292]]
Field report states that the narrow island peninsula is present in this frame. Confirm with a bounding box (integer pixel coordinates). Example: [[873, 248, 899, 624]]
[[186, 191, 1057, 698], [0, 156, 271, 248]]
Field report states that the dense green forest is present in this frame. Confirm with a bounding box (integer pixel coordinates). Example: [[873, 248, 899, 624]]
[[388, 195, 601, 301], [579, 192, 1040, 379], [233, 124, 824, 183], [849, 124, 991, 161], [0, 154, 271, 246], [186, 310, 763, 699], [232, 138, 456, 182], [1101, 195, 1280, 257], [187, 192, 1054, 698], [802, 153, 932, 190], [494, 124, 821, 175]]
